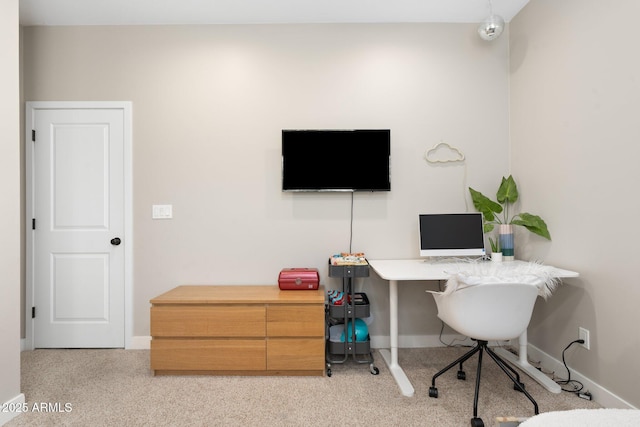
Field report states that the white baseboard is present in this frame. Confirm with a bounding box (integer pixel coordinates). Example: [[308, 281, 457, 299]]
[[129, 336, 151, 350], [0, 393, 26, 426], [370, 334, 480, 350], [526, 343, 637, 410]]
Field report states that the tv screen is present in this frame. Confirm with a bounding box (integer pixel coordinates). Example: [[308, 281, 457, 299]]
[[419, 213, 486, 258], [282, 129, 391, 192]]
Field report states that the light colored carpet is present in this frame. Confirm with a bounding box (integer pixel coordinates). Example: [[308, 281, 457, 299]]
[[7, 347, 601, 426]]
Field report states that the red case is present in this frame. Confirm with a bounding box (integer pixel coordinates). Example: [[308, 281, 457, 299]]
[[278, 268, 320, 290]]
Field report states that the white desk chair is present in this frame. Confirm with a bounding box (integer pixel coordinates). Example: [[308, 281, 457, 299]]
[[428, 282, 540, 427]]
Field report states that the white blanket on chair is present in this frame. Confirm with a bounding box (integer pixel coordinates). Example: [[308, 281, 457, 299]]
[[519, 408, 640, 426], [443, 261, 561, 299]]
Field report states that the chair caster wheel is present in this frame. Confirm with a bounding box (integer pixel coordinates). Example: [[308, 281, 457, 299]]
[[470, 417, 484, 427], [370, 365, 379, 375], [457, 370, 466, 380], [514, 382, 525, 392], [327, 368, 332, 377], [428, 387, 438, 398]]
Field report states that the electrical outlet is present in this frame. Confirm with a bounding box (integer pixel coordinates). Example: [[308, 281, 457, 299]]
[[152, 204, 173, 219], [579, 327, 590, 350]]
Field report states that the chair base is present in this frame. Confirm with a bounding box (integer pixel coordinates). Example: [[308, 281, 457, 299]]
[[429, 341, 539, 427]]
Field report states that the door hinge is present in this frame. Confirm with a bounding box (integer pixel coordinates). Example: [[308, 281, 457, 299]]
[[32, 307, 36, 319], [32, 129, 36, 142], [32, 218, 36, 230]]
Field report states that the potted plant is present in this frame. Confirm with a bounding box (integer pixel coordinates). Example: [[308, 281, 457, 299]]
[[469, 175, 551, 260], [487, 234, 502, 262]]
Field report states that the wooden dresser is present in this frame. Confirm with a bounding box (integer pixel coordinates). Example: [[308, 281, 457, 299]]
[[150, 285, 325, 376]]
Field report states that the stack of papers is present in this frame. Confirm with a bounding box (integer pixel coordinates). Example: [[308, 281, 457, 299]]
[[330, 252, 368, 266]]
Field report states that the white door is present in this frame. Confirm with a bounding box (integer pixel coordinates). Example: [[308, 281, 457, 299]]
[[28, 104, 129, 348]]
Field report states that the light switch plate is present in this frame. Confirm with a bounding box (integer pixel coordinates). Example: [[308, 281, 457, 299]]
[[152, 204, 173, 219]]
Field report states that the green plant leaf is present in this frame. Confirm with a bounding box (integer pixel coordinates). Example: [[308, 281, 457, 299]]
[[469, 187, 502, 222], [471, 176, 551, 244], [496, 175, 519, 205], [488, 236, 499, 252], [512, 213, 551, 240]]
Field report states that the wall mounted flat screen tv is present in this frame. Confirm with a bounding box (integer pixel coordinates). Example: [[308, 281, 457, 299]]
[[419, 213, 486, 258], [282, 129, 391, 192]]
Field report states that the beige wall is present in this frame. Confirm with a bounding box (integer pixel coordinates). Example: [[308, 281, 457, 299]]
[[17, 1, 640, 411], [510, 0, 640, 408], [0, 0, 23, 420], [21, 24, 511, 342]]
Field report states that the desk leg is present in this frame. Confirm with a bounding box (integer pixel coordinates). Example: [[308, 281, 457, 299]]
[[378, 279, 415, 397], [494, 329, 561, 394]]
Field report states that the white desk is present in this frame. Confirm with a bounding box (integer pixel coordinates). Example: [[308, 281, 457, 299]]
[[368, 259, 579, 397]]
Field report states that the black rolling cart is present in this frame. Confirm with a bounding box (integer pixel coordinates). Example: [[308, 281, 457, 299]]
[[325, 259, 379, 377]]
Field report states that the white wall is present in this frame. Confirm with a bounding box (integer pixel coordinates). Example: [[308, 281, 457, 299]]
[[0, 0, 24, 425], [510, 0, 640, 408], [21, 23, 510, 341]]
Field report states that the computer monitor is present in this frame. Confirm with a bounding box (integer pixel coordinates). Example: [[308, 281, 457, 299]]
[[419, 213, 486, 258]]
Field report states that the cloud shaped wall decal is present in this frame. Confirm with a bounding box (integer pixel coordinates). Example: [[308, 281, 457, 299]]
[[425, 142, 465, 164]]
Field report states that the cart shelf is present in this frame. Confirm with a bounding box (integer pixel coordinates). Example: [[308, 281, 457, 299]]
[[325, 259, 378, 377]]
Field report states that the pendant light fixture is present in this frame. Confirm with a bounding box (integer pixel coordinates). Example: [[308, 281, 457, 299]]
[[478, 0, 505, 41]]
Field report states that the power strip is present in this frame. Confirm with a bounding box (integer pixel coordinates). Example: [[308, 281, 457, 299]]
[[578, 391, 593, 401]]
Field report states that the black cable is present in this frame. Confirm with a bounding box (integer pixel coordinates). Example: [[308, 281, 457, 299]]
[[435, 280, 471, 348], [349, 192, 354, 253], [554, 339, 585, 393]]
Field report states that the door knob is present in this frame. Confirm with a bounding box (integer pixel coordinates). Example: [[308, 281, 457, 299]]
[[110, 237, 122, 246]]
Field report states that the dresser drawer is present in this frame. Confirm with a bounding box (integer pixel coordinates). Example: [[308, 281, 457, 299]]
[[267, 338, 325, 371], [151, 339, 266, 371], [150, 285, 325, 376], [151, 305, 265, 337], [266, 305, 324, 337]]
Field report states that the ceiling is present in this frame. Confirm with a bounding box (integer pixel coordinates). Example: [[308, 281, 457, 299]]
[[20, 0, 529, 26]]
